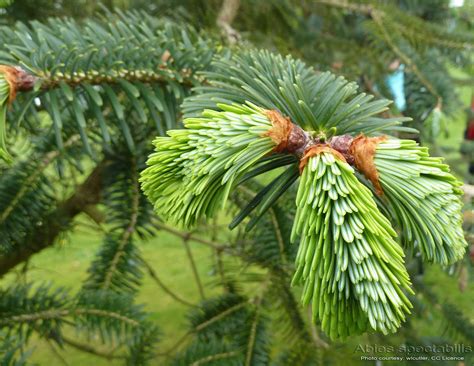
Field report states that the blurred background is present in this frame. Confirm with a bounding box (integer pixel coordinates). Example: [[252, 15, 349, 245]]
[[0, 0, 473, 365]]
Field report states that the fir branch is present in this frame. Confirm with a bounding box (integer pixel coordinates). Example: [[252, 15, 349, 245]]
[[158, 298, 251, 359], [61, 336, 123, 360], [37, 67, 199, 91], [0, 11, 219, 152], [317, 0, 473, 51], [0, 308, 140, 328], [391, 17, 473, 51], [0, 285, 160, 364], [0, 160, 107, 276], [0, 135, 79, 225], [371, 10, 442, 105], [101, 160, 140, 291]]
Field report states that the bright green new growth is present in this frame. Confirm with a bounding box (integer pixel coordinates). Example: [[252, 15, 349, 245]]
[[140, 103, 277, 227], [375, 138, 467, 265], [140, 50, 467, 340], [0, 74, 12, 163], [291, 151, 413, 339]]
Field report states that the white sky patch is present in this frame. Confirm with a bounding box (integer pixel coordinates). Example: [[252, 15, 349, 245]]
[[450, 0, 465, 7]]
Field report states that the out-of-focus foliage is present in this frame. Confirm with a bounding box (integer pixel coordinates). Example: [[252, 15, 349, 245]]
[[0, 0, 472, 365]]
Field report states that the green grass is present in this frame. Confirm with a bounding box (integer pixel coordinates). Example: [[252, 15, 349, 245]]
[[2, 217, 220, 365]]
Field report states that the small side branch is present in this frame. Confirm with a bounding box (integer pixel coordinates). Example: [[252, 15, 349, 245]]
[[101, 159, 139, 290], [154, 221, 228, 251], [61, 336, 123, 360], [191, 351, 239, 366], [0, 160, 108, 277], [142, 258, 196, 307], [183, 239, 206, 300]]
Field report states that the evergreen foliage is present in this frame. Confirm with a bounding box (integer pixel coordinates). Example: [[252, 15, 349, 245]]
[[141, 103, 281, 228], [0, 284, 159, 364], [141, 48, 466, 341], [0, 1, 471, 364], [291, 150, 413, 339], [375, 138, 467, 264]]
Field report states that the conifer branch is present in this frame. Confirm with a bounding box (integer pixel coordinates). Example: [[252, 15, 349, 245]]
[[101, 159, 139, 291], [61, 336, 124, 360], [0, 160, 107, 276], [371, 10, 442, 106], [1, 63, 199, 100], [0, 308, 140, 327], [0, 135, 80, 225], [37, 67, 199, 91]]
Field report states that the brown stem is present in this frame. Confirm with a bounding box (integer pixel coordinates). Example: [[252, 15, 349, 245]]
[[328, 134, 355, 163], [245, 296, 262, 366], [61, 336, 124, 360], [0, 160, 108, 277], [216, 0, 241, 44], [191, 351, 239, 366], [142, 258, 196, 307], [40, 67, 197, 90], [183, 238, 206, 300], [153, 221, 228, 251]]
